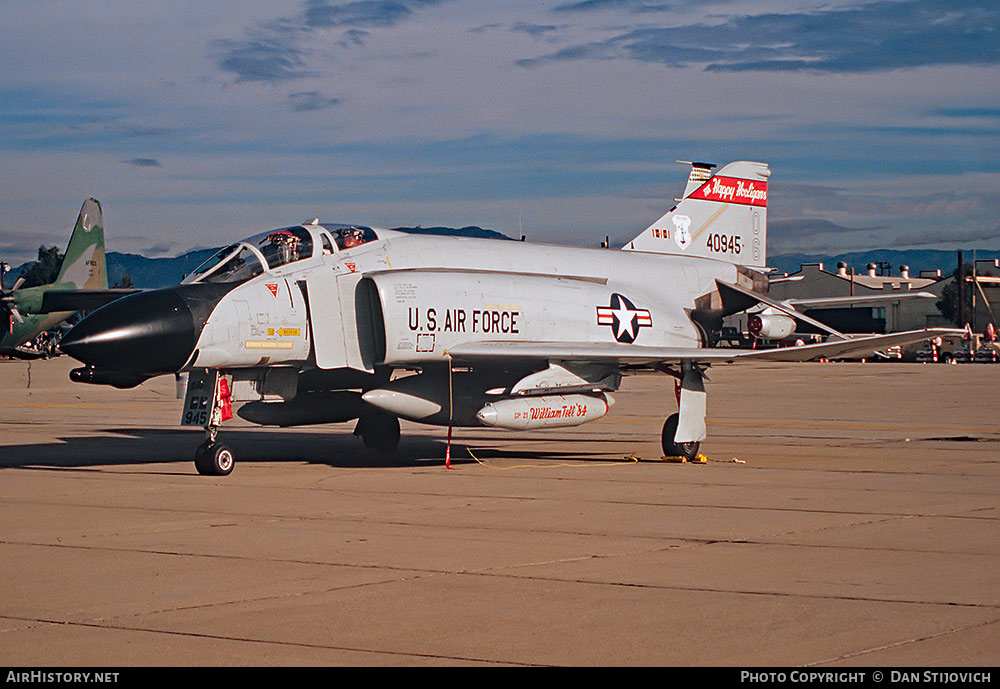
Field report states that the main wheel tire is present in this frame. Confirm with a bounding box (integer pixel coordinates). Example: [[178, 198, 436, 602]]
[[357, 412, 401, 453], [661, 413, 700, 460], [194, 441, 235, 476]]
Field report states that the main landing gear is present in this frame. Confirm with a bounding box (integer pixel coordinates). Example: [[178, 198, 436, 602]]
[[195, 427, 234, 476], [660, 361, 707, 461], [661, 413, 700, 461], [354, 410, 401, 453]]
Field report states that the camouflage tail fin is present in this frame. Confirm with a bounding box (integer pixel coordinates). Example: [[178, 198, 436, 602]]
[[55, 198, 107, 290], [623, 161, 769, 268]]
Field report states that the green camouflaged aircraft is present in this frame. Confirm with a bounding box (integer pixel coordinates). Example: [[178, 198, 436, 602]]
[[1, 198, 131, 359]]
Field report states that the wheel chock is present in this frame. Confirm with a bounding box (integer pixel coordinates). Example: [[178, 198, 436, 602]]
[[661, 454, 709, 464]]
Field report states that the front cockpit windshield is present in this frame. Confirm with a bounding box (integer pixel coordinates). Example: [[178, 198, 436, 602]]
[[184, 227, 315, 284], [186, 244, 264, 284], [253, 227, 314, 269]]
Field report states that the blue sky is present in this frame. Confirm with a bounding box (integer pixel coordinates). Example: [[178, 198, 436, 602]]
[[1, 0, 998, 265]]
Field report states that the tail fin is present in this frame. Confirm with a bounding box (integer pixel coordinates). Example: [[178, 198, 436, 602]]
[[623, 161, 769, 268], [679, 161, 716, 198], [54, 198, 107, 290]]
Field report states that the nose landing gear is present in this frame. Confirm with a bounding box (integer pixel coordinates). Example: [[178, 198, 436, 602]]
[[182, 369, 237, 476]]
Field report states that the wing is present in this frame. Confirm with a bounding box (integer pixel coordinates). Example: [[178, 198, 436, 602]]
[[447, 328, 964, 367], [39, 288, 141, 313], [785, 292, 936, 309]]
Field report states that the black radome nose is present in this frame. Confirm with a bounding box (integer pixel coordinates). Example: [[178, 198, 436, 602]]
[[61, 284, 229, 375]]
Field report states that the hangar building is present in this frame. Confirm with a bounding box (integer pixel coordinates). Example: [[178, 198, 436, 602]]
[[725, 257, 1000, 338]]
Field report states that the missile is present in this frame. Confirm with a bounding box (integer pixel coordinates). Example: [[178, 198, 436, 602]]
[[360, 388, 442, 420], [69, 366, 150, 389], [360, 371, 611, 427], [476, 393, 614, 430], [748, 312, 796, 340]]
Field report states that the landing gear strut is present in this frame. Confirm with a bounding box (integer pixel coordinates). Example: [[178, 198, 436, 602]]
[[661, 361, 707, 460], [183, 370, 236, 476]]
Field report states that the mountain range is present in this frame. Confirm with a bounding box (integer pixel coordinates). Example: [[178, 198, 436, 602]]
[[104, 243, 1000, 288], [103, 226, 515, 288]]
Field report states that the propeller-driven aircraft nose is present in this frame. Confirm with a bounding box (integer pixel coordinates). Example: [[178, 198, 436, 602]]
[[60, 284, 231, 375]]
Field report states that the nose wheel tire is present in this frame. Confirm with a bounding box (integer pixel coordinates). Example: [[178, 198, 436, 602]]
[[195, 441, 235, 476], [661, 413, 700, 461]]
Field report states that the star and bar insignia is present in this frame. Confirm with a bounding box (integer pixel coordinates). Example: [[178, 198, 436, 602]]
[[596, 293, 652, 343]]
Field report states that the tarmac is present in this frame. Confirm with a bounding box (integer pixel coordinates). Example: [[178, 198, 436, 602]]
[[0, 356, 997, 666]]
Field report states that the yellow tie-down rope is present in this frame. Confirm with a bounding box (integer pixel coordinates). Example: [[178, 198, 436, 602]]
[[462, 447, 746, 468], [462, 444, 639, 470], [463, 448, 741, 468]]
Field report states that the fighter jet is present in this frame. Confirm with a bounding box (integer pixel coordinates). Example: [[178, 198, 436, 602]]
[[1, 199, 130, 358], [59, 162, 960, 475]]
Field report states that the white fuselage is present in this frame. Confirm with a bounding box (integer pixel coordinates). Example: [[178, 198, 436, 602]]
[[189, 229, 740, 372]]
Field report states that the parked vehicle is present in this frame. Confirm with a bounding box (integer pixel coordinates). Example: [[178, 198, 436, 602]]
[[949, 346, 975, 363], [974, 347, 999, 363], [916, 344, 938, 363]]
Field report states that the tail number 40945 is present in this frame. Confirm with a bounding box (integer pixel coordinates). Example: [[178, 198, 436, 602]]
[[706, 233, 741, 254]]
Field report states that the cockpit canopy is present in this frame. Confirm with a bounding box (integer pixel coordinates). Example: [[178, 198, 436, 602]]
[[326, 224, 378, 251], [184, 223, 377, 284]]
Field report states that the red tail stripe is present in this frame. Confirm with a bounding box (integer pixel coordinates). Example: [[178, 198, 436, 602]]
[[688, 175, 767, 207]]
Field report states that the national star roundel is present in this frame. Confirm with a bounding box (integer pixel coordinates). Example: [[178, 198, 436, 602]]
[[596, 293, 652, 343]]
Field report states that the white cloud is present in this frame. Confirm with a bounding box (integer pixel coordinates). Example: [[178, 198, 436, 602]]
[[0, 1, 996, 259]]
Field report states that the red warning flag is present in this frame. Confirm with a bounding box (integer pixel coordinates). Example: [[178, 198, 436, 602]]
[[218, 378, 233, 422]]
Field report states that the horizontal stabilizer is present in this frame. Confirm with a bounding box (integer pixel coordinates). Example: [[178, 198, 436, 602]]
[[448, 328, 964, 366], [716, 280, 848, 339], [786, 292, 936, 309]]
